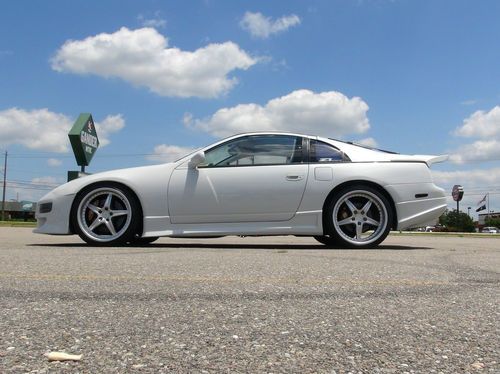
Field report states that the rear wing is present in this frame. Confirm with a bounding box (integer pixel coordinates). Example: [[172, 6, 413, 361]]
[[390, 154, 448, 167]]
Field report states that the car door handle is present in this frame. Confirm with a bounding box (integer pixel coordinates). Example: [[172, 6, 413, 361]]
[[286, 174, 304, 181]]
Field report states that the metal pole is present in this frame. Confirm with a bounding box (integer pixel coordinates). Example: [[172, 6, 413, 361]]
[[457, 200, 459, 213], [1, 151, 7, 221]]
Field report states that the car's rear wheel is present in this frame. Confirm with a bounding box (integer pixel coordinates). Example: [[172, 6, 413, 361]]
[[325, 185, 392, 249], [132, 236, 159, 245], [313, 235, 338, 247], [72, 184, 141, 245]]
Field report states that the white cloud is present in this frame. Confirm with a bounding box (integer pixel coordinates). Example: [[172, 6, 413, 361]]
[[187, 89, 370, 138], [461, 99, 477, 106], [137, 12, 166, 28], [147, 144, 197, 163], [0, 108, 124, 152], [454, 106, 500, 138], [94, 114, 125, 147], [356, 137, 378, 148], [47, 158, 62, 167], [51, 27, 257, 98], [432, 168, 500, 187], [449, 139, 500, 164], [240, 12, 301, 38], [450, 106, 500, 163], [0, 108, 72, 152], [431, 168, 500, 213]]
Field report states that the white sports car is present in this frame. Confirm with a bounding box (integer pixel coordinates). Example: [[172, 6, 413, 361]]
[[35, 132, 447, 248]]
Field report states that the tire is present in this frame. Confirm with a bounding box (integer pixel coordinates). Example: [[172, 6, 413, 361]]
[[325, 185, 393, 249], [132, 236, 159, 245], [72, 183, 142, 246], [313, 235, 338, 247]]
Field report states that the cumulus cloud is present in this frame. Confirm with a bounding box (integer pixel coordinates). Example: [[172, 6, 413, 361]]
[[51, 27, 257, 98], [432, 168, 500, 187], [451, 106, 500, 163], [47, 158, 62, 167], [0, 108, 124, 152], [187, 89, 370, 138], [454, 106, 500, 139], [431, 168, 500, 212], [94, 114, 125, 147], [240, 12, 301, 38], [147, 144, 197, 163], [356, 137, 378, 148]]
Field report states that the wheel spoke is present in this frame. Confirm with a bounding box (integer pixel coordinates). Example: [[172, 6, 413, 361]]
[[104, 193, 113, 210], [355, 223, 364, 240], [88, 217, 104, 231], [87, 203, 101, 214], [105, 220, 116, 236], [361, 200, 372, 213], [111, 210, 128, 217], [338, 217, 355, 226], [365, 217, 380, 227], [344, 198, 358, 214]]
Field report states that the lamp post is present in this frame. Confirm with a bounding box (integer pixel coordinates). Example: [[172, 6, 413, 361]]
[[468, 207, 471, 217]]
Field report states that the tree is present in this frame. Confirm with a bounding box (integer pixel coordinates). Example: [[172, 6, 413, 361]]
[[485, 217, 500, 228], [439, 210, 475, 232]]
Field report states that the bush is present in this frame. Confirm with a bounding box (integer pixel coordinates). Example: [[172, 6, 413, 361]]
[[439, 210, 475, 232]]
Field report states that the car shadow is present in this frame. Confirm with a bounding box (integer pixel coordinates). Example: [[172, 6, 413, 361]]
[[28, 243, 432, 251]]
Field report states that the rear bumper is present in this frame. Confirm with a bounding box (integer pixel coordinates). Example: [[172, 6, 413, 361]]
[[385, 183, 447, 230]]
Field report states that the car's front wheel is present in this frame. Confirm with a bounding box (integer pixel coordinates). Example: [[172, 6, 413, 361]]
[[325, 185, 393, 249], [72, 183, 142, 245]]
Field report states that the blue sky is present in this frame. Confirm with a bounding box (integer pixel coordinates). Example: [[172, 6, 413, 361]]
[[1, 0, 500, 216]]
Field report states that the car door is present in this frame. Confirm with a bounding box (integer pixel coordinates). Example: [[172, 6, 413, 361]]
[[168, 134, 308, 224]]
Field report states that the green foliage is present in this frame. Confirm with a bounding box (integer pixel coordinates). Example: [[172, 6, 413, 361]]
[[485, 217, 500, 228], [439, 210, 475, 232]]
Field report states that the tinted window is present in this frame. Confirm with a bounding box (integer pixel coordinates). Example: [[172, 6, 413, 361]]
[[310, 139, 347, 162], [204, 135, 303, 167]]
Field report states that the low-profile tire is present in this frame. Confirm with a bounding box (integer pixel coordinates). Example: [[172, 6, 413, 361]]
[[325, 185, 393, 249], [132, 236, 159, 245], [72, 183, 142, 246], [314, 235, 338, 247]]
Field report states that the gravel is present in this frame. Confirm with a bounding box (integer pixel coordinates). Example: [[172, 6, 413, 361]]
[[0, 228, 499, 373]]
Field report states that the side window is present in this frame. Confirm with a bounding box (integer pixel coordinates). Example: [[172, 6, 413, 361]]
[[309, 139, 347, 163], [204, 135, 303, 167]]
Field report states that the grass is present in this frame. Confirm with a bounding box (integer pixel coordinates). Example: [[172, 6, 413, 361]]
[[0, 221, 37, 227], [390, 231, 500, 239]]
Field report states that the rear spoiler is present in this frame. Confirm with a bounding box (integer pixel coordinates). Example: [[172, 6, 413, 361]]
[[390, 154, 448, 166]]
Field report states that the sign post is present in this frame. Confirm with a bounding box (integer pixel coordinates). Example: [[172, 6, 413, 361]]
[[452, 185, 464, 213], [67, 113, 99, 181]]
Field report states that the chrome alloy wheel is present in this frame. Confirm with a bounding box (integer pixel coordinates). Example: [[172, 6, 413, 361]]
[[332, 190, 388, 246], [76, 187, 132, 243]]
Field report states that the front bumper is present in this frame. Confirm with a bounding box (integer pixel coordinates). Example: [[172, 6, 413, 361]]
[[34, 193, 75, 235]]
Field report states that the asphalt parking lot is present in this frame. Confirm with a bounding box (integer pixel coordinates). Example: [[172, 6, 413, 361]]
[[0, 228, 498, 373]]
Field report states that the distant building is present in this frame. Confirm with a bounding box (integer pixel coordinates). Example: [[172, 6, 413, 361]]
[[1, 201, 37, 220], [478, 212, 500, 226]]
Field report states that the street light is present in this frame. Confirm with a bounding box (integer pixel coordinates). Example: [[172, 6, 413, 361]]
[[468, 207, 471, 217]]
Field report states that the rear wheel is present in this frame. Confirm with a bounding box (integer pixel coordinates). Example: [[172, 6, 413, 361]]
[[132, 236, 159, 245], [72, 184, 142, 246], [313, 235, 338, 247], [325, 185, 392, 248]]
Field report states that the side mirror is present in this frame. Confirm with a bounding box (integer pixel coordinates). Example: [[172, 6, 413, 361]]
[[188, 151, 206, 169]]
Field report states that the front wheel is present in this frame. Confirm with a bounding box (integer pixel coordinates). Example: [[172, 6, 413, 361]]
[[72, 183, 142, 245], [325, 185, 393, 249]]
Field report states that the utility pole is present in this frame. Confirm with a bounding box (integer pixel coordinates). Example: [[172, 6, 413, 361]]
[[1, 151, 7, 221]]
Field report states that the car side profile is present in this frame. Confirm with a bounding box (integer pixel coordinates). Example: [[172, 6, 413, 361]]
[[35, 132, 448, 248]]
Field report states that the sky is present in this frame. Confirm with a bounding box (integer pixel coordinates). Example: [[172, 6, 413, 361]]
[[1, 0, 500, 218]]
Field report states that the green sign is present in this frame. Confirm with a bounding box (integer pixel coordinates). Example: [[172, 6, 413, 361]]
[[68, 113, 99, 166]]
